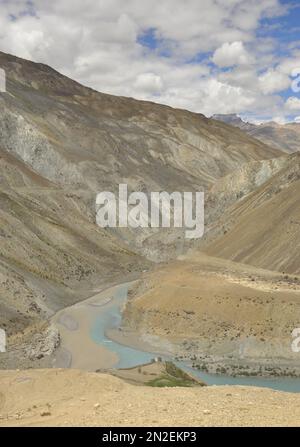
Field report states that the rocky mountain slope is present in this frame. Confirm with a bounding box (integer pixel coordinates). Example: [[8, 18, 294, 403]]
[[0, 52, 281, 194], [0, 51, 286, 361], [212, 114, 300, 154], [1, 50, 299, 380], [0, 146, 150, 369], [0, 52, 284, 263], [203, 152, 300, 274], [119, 152, 300, 376]]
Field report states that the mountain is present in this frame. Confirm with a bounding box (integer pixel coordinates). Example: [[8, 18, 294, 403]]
[[119, 153, 300, 376], [0, 51, 283, 264], [203, 152, 300, 274], [212, 114, 300, 154], [0, 52, 280, 193], [0, 147, 150, 356], [212, 113, 254, 130], [0, 50, 293, 371]]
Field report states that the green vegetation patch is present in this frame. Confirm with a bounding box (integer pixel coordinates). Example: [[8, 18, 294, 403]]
[[146, 361, 204, 388]]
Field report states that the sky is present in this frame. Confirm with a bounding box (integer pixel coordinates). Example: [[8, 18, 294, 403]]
[[0, 0, 300, 123]]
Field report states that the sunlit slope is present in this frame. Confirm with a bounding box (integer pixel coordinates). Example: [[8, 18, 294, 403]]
[[122, 253, 300, 376], [204, 154, 300, 274]]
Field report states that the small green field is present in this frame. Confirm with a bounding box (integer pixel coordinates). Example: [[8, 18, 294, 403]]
[[146, 361, 205, 388]]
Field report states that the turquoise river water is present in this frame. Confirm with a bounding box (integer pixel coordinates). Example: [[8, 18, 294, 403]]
[[89, 283, 300, 393]]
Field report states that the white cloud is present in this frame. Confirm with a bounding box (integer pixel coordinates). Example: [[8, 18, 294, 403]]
[[285, 97, 300, 111], [0, 0, 296, 121], [134, 73, 163, 94], [212, 41, 253, 67], [278, 53, 300, 76], [271, 116, 288, 125], [217, 66, 258, 90], [258, 69, 290, 94]]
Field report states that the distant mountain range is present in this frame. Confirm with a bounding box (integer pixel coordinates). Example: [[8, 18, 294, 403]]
[[212, 114, 300, 154]]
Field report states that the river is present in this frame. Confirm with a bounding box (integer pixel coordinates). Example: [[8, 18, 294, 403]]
[[52, 281, 300, 393]]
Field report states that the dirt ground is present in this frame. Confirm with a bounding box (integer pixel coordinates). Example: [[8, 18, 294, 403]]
[[0, 368, 299, 427]]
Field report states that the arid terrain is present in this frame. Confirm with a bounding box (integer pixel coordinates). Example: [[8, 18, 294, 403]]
[[1, 368, 300, 427], [0, 50, 300, 427], [203, 152, 300, 274], [0, 50, 288, 369], [213, 114, 300, 154], [121, 253, 300, 376]]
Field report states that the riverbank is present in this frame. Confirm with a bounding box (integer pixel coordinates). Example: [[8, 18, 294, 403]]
[[121, 254, 300, 380], [51, 283, 133, 370], [1, 368, 300, 427], [104, 360, 206, 387], [48, 278, 300, 392], [0, 273, 142, 371], [107, 326, 300, 378]]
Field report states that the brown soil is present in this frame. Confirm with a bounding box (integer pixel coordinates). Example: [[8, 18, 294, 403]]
[[0, 368, 299, 427]]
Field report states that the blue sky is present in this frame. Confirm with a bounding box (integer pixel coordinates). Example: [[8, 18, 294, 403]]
[[0, 0, 300, 123]]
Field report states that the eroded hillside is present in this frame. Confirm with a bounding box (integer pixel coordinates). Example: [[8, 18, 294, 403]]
[[0, 51, 296, 372], [121, 253, 300, 376], [0, 147, 150, 368], [203, 153, 300, 274]]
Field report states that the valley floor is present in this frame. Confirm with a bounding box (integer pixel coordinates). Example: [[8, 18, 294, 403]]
[[0, 368, 299, 427]]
